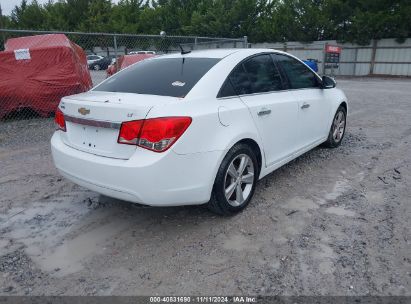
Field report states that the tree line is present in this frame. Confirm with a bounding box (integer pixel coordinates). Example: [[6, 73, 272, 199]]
[[1, 0, 410, 45]]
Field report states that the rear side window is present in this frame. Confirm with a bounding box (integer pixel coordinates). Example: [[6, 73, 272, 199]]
[[218, 79, 237, 97], [95, 58, 220, 98], [219, 54, 284, 97], [273, 54, 320, 89], [227, 64, 251, 95]]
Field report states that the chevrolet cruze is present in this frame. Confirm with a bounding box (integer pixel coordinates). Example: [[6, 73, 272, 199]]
[[51, 49, 348, 215]]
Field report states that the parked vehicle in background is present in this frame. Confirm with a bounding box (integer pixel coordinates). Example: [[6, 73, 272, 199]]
[[52, 49, 347, 215], [110, 55, 118, 65], [106, 53, 156, 77], [0, 34, 92, 119], [86, 55, 104, 66], [88, 56, 113, 70], [303, 59, 319, 72], [129, 51, 156, 55]]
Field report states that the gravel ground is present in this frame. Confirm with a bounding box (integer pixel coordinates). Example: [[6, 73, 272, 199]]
[[0, 77, 410, 296]]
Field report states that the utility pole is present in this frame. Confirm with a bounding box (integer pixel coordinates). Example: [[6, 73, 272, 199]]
[[0, 4, 3, 28], [0, 4, 5, 50]]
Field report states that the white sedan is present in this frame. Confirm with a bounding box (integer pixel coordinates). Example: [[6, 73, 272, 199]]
[[86, 54, 104, 66], [51, 49, 348, 215]]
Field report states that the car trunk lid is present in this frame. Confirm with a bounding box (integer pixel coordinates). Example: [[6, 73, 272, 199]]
[[59, 91, 179, 159]]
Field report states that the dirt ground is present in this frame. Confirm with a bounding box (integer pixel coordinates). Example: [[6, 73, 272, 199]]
[[0, 77, 410, 296]]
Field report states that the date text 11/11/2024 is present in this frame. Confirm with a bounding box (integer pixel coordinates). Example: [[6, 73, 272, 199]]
[[149, 296, 257, 303]]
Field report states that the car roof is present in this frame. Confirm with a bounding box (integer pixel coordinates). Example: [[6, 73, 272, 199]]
[[157, 49, 238, 59], [154, 48, 286, 60]]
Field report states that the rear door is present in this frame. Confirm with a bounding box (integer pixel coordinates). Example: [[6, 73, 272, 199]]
[[227, 54, 300, 167], [273, 54, 331, 148]]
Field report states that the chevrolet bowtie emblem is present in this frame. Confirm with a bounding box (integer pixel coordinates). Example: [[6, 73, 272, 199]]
[[78, 107, 90, 115]]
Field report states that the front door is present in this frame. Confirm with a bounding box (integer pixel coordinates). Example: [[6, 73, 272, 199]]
[[273, 54, 331, 148]]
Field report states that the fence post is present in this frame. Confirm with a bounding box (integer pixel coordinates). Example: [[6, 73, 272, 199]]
[[0, 7, 5, 49], [322, 43, 327, 75], [369, 39, 378, 75], [243, 36, 248, 48], [353, 47, 358, 76], [194, 37, 198, 50], [113, 34, 118, 71]]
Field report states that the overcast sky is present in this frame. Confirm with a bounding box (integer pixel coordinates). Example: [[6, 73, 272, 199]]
[[1, 0, 119, 16]]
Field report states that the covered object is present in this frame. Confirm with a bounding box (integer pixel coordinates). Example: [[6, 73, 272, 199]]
[[106, 53, 155, 77], [0, 34, 92, 118]]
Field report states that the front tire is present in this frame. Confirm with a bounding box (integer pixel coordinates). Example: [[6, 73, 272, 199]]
[[207, 144, 258, 216], [324, 105, 347, 148]]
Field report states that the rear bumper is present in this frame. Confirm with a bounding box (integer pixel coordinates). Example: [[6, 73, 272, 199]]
[[51, 132, 222, 206]]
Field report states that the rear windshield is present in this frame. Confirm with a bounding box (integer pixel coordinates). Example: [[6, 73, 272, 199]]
[[94, 57, 220, 98]]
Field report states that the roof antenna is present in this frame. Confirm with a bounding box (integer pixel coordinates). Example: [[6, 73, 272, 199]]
[[179, 44, 191, 55]]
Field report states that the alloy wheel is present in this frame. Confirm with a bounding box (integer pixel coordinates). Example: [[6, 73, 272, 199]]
[[332, 110, 346, 142], [224, 154, 255, 207]]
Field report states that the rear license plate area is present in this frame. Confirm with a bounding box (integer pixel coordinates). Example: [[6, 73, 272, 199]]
[[80, 125, 102, 149]]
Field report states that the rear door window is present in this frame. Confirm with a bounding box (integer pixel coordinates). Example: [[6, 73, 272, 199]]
[[95, 57, 220, 98]]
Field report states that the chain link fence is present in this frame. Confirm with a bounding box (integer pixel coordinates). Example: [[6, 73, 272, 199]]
[[253, 38, 411, 76], [0, 29, 246, 123]]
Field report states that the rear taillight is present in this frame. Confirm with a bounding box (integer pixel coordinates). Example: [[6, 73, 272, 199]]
[[55, 108, 66, 132], [117, 120, 144, 145], [118, 117, 192, 152]]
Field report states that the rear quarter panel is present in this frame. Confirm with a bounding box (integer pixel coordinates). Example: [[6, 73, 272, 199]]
[[146, 97, 262, 156]]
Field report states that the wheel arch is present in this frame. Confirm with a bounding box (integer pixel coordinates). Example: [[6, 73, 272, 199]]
[[210, 135, 265, 193], [339, 101, 348, 113], [327, 100, 348, 131], [232, 138, 263, 177]]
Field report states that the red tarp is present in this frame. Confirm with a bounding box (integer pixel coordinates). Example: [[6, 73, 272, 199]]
[[0, 34, 92, 118], [106, 53, 155, 77]]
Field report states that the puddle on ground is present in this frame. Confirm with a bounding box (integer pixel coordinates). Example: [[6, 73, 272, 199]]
[[317, 243, 336, 259], [325, 206, 356, 217], [319, 260, 334, 275], [324, 179, 351, 201], [3, 200, 132, 277], [316, 179, 351, 205], [286, 197, 318, 211], [365, 191, 384, 205], [309, 244, 336, 275], [222, 234, 260, 251], [0, 239, 10, 252], [202, 255, 228, 266], [33, 217, 131, 276], [269, 259, 281, 270]]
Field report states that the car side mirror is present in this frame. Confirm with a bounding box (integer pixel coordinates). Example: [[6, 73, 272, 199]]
[[321, 75, 336, 89]]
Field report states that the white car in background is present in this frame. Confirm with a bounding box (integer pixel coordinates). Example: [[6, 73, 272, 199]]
[[129, 51, 156, 55], [86, 54, 104, 66], [51, 49, 348, 215]]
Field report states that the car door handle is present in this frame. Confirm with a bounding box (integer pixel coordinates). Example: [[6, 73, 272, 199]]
[[301, 103, 310, 109], [257, 108, 271, 116]]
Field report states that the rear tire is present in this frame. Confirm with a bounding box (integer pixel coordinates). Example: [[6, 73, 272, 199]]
[[94, 64, 101, 71], [207, 143, 258, 216], [324, 105, 347, 148]]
